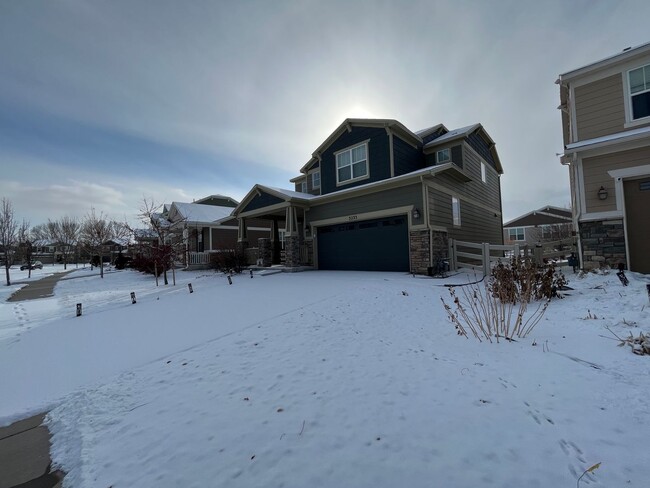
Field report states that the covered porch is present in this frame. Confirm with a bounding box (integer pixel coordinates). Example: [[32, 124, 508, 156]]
[[234, 186, 314, 269]]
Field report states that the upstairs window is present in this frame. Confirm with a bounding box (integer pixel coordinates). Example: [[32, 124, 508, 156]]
[[481, 162, 487, 183], [436, 148, 450, 164], [452, 196, 461, 226], [301, 181, 307, 192], [336, 143, 368, 185], [312, 171, 320, 189], [629, 64, 650, 120]]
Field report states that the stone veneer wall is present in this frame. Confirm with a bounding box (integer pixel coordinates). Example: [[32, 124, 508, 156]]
[[579, 220, 626, 270], [284, 236, 301, 268], [431, 231, 449, 267], [409, 230, 430, 275], [258, 238, 272, 267]]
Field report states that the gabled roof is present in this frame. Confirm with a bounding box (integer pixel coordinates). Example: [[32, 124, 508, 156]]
[[235, 163, 473, 217], [299, 118, 423, 174], [423, 124, 481, 148], [194, 195, 239, 207], [504, 206, 572, 228], [558, 41, 650, 83], [169, 201, 235, 224], [415, 123, 448, 138]]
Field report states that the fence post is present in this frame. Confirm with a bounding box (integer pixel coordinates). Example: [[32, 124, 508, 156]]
[[482, 242, 491, 276], [448, 238, 455, 271], [514, 243, 520, 259]]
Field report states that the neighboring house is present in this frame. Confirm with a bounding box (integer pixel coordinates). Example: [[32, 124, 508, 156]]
[[161, 195, 270, 266], [504, 206, 573, 247], [233, 118, 504, 273], [558, 42, 650, 273]]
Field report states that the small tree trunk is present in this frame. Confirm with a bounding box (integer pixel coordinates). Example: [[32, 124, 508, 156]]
[[4, 263, 10, 286], [172, 265, 176, 286], [100, 259, 104, 278]]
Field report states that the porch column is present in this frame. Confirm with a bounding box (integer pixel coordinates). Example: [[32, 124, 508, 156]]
[[284, 206, 301, 268], [271, 218, 281, 264], [237, 217, 249, 254], [237, 217, 248, 244]]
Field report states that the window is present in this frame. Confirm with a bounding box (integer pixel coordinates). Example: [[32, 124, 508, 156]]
[[481, 162, 487, 183], [312, 171, 320, 189], [336, 143, 368, 184], [629, 64, 650, 120], [452, 196, 461, 226], [508, 228, 525, 241], [436, 148, 450, 164], [301, 181, 307, 193]]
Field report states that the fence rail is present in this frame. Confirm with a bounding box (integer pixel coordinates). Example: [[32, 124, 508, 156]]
[[448, 237, 577, 276]]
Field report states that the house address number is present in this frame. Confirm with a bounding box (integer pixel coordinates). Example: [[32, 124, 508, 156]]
[[348, 215, 358, 221]]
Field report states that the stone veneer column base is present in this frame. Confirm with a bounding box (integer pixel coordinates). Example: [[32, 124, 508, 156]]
[[284, 235, 301, 268], [409, 230, 430, 275], [258, 238, 272, 267], [579, 220, 626, 270]]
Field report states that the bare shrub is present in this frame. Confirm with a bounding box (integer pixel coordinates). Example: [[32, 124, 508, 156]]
[[441, 257, 560, 342]]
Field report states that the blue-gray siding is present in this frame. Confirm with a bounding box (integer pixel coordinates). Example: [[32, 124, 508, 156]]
[[320, 127, 390, 195], [243, 192, 284, 213], [393, 135, 423, 176]]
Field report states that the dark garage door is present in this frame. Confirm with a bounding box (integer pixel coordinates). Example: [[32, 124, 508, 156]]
[[317, 216, 409, 271]]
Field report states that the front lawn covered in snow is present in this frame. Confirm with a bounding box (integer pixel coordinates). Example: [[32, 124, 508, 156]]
[[1, 267, 649, 487]]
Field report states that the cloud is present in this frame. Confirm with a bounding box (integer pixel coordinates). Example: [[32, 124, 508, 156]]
[[1, 0, 650, 225]]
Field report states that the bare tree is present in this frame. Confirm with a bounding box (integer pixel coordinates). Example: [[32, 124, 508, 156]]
[[47, 216, 80, 270], [81, 208, 114, 278], [0, 198, 18, 286], [136, 198, 184, 285], [17, 219, 33, 278]]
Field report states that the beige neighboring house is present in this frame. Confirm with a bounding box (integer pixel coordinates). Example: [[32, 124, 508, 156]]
[[503, 206, 573, 247], [162, 195, 270, 267], [558, 42, 650, 273]]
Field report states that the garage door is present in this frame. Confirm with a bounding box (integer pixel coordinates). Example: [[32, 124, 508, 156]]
[[316, 216, 409, 271]]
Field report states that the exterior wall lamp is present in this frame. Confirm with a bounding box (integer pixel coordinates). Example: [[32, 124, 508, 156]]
[[597, 186, 608, 200], [412, 208, 420, 220]]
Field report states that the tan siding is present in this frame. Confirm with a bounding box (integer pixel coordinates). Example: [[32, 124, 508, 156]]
[[575, 74, 625, 140], [583, 146, 650, 213]]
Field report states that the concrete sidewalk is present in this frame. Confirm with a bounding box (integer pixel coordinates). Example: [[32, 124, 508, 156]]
[[7, 271, 76, 303], [0, 414, 64, 488]]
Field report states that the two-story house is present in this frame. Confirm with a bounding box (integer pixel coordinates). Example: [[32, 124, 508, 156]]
[[503, 206, 573, 247], [558, 42, 650, 273], [233, 118, 503, 274]]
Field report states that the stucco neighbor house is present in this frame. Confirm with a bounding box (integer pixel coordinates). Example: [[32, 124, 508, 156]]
[[503, 206, 573, 247], [233, 118, 504, 274], [558, 42, 650, 273]]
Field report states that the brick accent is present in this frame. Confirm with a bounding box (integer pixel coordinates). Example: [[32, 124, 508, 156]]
[[284, 235, 301, 267], [305, 239, 314, 266], [579, 220, 627, 270], [409, 230, 430, 275], [431, 231, 449, 265], [258, 238, 272, 267]]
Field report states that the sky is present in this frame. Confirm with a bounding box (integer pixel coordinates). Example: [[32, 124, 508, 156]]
[[1, 0, 650, 226]]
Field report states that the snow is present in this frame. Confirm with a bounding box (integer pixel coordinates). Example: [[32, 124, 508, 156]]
[[423, 124, 480, 148], [170, 201, 235, 223], [565, 125, 650, 151], [1, 267, 649, 487]]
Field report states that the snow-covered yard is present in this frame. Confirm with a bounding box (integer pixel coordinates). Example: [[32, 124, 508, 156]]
[[1, 267, 649, 487]]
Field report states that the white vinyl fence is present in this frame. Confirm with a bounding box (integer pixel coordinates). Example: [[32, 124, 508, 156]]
[[448, 237, 576, 276]]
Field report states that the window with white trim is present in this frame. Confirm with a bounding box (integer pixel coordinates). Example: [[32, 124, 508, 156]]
[[481, 162, 487, 183], [436, 148, 450, 164], [336, 143, 368, 184], [301, 181, 307, 193], [629, 63, 650, 121], [452, 196, 461, 226], [312, 171, 320, 189], [508, 227, 525, 241]]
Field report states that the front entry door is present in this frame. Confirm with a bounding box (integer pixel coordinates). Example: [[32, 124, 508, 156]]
[[624, 177, 650, 273]]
